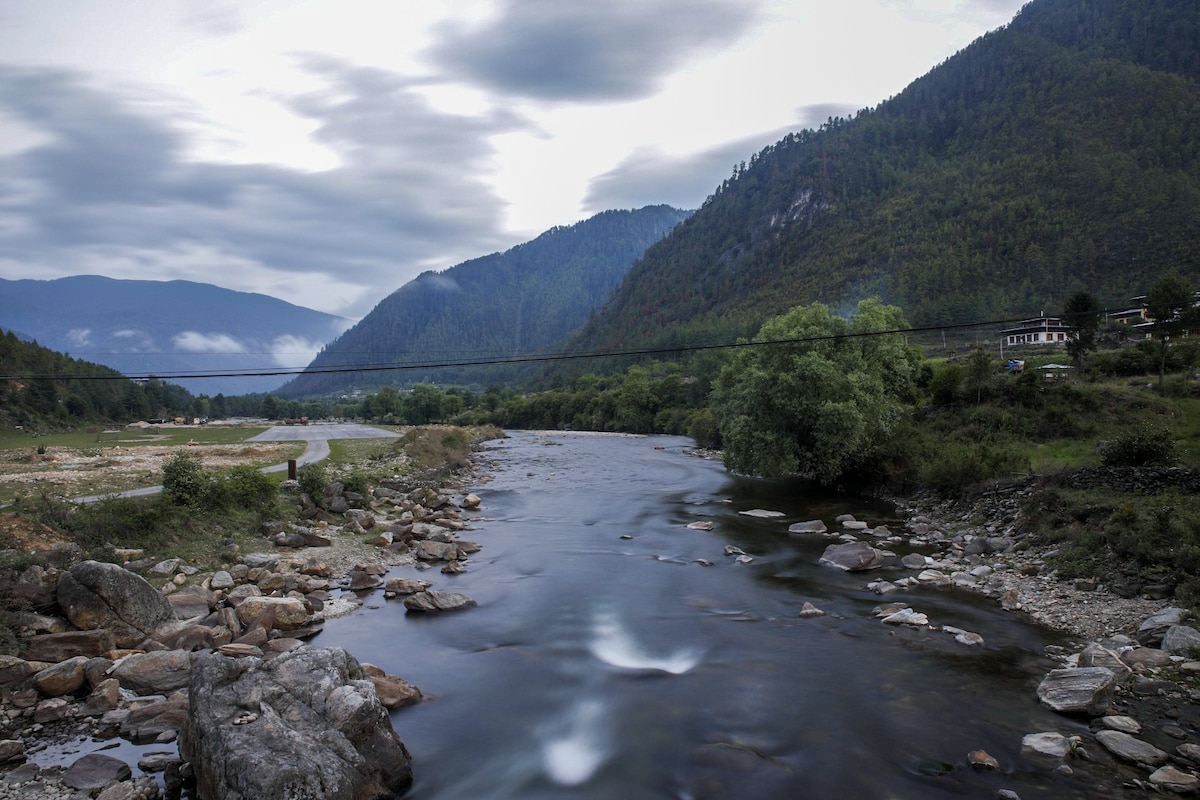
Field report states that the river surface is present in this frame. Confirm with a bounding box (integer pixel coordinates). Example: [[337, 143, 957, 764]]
[[314, 431, 1118, 800]]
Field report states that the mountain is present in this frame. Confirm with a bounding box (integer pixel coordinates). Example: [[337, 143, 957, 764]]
[[0, 329, 194, 430], [277, 205, 691, 398], [570, 0, 1200, 355], [0, 276, 348, 396]]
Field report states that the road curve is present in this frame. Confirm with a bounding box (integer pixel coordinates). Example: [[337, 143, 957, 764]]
[[74, 423, 400, 503]]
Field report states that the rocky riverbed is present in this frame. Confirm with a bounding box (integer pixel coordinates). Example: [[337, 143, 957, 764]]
[[4, 448, 1200, 798]]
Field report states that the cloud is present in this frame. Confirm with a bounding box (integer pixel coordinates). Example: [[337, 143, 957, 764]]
[[268, 334, 324, 369], [427, 0, 761, 102], [172, 331, 246, 353], [583, 104, 859, 212], [66, 328, 91, 346], [0, 62, 528, 318]]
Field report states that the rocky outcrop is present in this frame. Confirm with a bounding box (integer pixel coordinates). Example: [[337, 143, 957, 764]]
[[181, 647, 413, 800], [56, 561, 175, 648]]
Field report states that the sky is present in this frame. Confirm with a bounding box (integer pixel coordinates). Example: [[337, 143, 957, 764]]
[[0, 0, 1027, 331]]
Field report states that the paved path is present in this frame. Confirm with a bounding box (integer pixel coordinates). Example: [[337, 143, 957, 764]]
[[74, 423, 400, 502]]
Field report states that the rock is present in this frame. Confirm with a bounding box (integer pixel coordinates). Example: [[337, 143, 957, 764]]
[[34, 697, 71, 723], [56, 560, 175, 648], [1137, 607, 1185, 646], [1079, 643, 1132, 681], [788, 520, 827, 534], [384, 578, 431, 595], [210, 570, 235, 589], [968, 749, 1000, 770], [1021, 732, 1071, 759], [954, 631, 985, 647], [0, 739, 25, 763], [349, 569, 386, 592], [900, 553, 927, 569], [96, 776, 160, 799], [818, 541, 884, 571], [1036, 667, 1116, 715], [20, 630, 115, 662], [1149, 765, 1200, 793], [181, 647, 413, 800], [234, 596, 309, 630], [403, 590, 477, 613], [167, 585, 213, 620], [687, 521, 715, 531], [1161, 625, 1200, 655], [361, 663, 422, 709], [798, 602, 826, 618], [1177, 743, 1200, 763], [1094, 730, 1169, 766], [62, 753, 132, 791], [0, 654, 36, 688], [413, 540, 458, 562], [32, 655, 89, 697], [1122, 647, 1173, 669], [1099, 715, 1142, 734], [881, 608, 928, 626], [79, 678, 122, 716], [461, 493, 482, 509], [121, 694, 189, 743], [739, 509, 785, 519], [110, 650, 193, 696]]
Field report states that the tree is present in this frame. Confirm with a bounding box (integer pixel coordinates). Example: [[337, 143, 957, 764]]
[[1062, 290, 1101, 371], [710, 298, 920, 484], [966, 347, 994, 403], [1145, 270, 1196, 391]]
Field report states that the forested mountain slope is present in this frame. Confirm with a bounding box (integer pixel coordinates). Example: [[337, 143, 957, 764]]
[[571, 0, 1200, 354], [0, 330, 193, 430], [278, 205, 690, 397]]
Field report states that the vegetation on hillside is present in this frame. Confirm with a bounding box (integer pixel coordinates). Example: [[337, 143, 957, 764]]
[[570, 0, 1200, 357], [277, 205, 690, 398]]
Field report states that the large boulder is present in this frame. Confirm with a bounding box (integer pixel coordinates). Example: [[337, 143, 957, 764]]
[[1036, 667, 1116, 715], [818, 541, 885, 571], [56, 561, 174, 648], [110, 650, 193, 696], [181, 647, 413, 800]]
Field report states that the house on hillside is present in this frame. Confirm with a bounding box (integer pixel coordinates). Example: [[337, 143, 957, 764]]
[[1001, 316, 1070, 348]]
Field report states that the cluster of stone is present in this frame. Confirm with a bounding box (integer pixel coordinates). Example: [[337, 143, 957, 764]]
[[1, 552, 424, 799], [786, 509, 1200, 794]]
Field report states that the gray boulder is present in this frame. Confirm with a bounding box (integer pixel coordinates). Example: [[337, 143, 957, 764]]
[[1136, 607, 1185, 646], [1036, 667, 1116, 715], [403, 590, 477, 613], [57, 561, 174, 648], [788, 520, 827, 534], [62, 753, 132, 792], [1161, 625, 1200, 655], [181, 647, 412, 800], [1094, 730, 1169, 766], [818, 541, 885, 571]]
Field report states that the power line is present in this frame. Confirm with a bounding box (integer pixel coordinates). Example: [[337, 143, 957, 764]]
[[2, 313, 1077, 384]]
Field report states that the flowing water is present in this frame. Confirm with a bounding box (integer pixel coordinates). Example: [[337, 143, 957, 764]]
[[319, 431, 1106, 799]]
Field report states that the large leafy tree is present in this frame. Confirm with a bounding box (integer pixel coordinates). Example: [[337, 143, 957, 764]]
[[710, 298, 920, 484], [1145, 269, 1196, 391], [1062, 290, 1101, 371]]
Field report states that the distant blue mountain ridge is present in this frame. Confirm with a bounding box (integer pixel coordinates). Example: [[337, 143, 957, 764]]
[[0, 275, 348, 396]]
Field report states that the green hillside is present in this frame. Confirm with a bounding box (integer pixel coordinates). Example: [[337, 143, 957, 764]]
[[571, 0, 1200, 354], [0, 330, 194, 431], [278, 205, 690, 397]]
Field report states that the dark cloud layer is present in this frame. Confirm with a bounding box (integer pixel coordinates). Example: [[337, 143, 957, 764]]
[[583, 103, 859, 213], [428, 0, 760, 102], [0, 63, 523, 315]]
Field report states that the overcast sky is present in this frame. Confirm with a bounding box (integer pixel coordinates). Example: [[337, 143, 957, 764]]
[[0, 0, 1025, 324]]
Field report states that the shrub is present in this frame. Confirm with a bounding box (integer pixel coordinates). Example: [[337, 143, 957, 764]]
[[214, 465, 277, 509], [1099, 424, 1178, 467], [161, 451, 209, 508], [341, 471, 371, 497], [296, 462, 328, 503]]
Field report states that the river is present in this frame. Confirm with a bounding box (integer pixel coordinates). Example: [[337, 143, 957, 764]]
[[318, 431, 1105, 800]]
